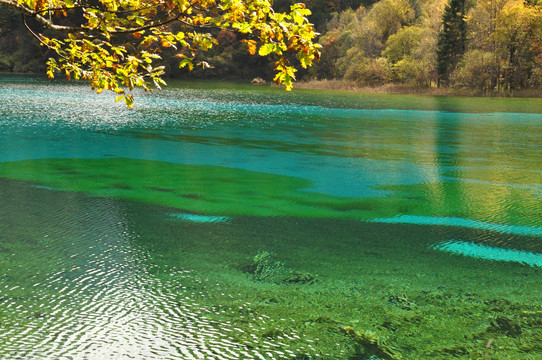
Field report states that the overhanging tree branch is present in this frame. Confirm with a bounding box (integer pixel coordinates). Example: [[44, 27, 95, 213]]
[[0, 0, 84, 31], [0, 0, 321, 107]]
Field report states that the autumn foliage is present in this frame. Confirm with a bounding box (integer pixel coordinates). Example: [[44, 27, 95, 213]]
[[314, 0, 542, 93], [0, 0, 321, 106]]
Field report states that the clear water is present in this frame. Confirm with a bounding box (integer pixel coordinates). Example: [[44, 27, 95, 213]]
[[0, 75, 541, 359]]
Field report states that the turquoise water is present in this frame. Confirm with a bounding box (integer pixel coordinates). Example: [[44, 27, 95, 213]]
[[0, 75, 541, 359]]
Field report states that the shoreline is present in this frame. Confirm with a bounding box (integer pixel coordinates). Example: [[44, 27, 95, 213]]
[[4, 71, 542, 98], [295, 79, 542, 98]]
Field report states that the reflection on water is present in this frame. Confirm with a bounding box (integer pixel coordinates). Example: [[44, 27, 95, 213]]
[[0, 76, 541, 359]]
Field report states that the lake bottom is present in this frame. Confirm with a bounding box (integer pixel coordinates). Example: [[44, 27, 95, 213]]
[[0, 178, 540, 359]]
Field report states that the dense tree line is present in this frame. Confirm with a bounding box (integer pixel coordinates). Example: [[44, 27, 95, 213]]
[[2, 0, 542, 92], [314, 0, 542, 92]]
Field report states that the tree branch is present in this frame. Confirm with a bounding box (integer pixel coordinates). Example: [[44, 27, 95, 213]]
[[0, 0, 84, 31], [0, 0, 197, 35], [111, 12, 181, 34], [35, 3, 156, 16]]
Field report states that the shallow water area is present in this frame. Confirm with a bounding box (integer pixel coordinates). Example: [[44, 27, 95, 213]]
[[0, 75, 541, 359]]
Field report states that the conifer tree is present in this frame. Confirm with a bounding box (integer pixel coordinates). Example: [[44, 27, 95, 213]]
[[436, 0, 467, 85]]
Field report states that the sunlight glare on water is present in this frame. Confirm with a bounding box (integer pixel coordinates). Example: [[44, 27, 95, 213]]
[[0, 180, 309, 359]]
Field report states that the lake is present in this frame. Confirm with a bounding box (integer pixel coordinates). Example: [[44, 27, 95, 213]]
[[0, 75, 541, 359]]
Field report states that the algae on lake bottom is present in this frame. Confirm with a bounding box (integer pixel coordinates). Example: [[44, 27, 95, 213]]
[[0, 158, 540, 233], [0, 163, 541, 359]]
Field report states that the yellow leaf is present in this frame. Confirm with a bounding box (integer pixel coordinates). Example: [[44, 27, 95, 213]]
[[258, 43, 274, 56], [246, 40, 257, 55]]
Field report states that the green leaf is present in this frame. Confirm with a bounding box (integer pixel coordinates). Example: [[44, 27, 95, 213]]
[[258, 43, 275, 56], [179, 58, 194, 71]]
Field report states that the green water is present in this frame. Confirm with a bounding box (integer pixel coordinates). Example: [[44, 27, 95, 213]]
[[0, 75, 541, 359]]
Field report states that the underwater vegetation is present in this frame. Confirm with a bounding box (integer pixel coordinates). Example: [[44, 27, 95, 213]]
[[0, 158, 540, 233], [0, 159, 540, 359], [245, 251, 317, 284], [339, 326, 403, 360], [249, 251, 288, 283]]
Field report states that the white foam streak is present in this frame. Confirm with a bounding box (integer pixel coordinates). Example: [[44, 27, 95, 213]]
[[433, 240, 542, 267], [369, 215, 542, 237]]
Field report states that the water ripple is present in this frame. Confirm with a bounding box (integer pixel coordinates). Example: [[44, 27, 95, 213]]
[[0, 181, 310, 359]]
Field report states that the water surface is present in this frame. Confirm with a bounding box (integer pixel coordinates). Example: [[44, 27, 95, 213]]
[[0, 75, 541, 359]]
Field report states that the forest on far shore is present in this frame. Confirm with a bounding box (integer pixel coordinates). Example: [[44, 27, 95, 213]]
[[2, 0, 542, 94]]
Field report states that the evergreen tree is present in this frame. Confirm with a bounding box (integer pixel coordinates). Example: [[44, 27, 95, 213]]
[[436, 0, 467, 85]]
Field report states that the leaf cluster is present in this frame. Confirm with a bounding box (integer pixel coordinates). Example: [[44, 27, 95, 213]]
[[2, 0, 321, 105]]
